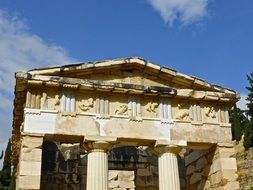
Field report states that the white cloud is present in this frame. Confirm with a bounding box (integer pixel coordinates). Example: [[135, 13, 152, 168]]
[[147, 0, 209, 27], [237, 93, 248, 111], [0, 9, 75, 168]]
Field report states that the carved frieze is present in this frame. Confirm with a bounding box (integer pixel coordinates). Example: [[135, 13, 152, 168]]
[[205, 106, 216, 119], [175, 103, 190, 121], [146, 101, 158, 113], [40, 92, 48, 109], [79, 98, 94, 111], [115, 105, 128, 115], [25, 86, 226, 125]]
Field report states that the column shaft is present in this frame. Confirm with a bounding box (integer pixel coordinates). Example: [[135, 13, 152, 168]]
[[158, 151, 180, 190], [86, 149, 109, 190]]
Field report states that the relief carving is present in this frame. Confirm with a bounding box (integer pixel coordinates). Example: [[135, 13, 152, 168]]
[[79, 98, 94, 111], [205, 106, 216, 118], [115, 105, 128, 115], [146, 101, 158, 113], [40, 92, 48, 109], [53, 94, 60, 109], [175, 103, 190, 121]]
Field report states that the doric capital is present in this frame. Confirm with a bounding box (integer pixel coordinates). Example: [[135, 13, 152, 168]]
[[150, 139, 187, 156], [151, 145, 182, 156], [81, 136, 117, 153], [83, 140, 113, 153]]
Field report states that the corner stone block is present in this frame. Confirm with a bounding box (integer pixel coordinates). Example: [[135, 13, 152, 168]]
[[19, 161, 42, 176], [218, 147, 235, 158], [211, 158, 237, 174], [21, 148, 42, 162], [18, 175, 41, 189]]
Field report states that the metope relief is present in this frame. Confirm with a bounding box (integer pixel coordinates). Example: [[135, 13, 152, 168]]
[[204, 105, 218, 123], [175, 103, 190, 121], [114, 105, 128, 115], [40, 92, 48, 109], [46, 94, 61, 110], [146, 101, 158, 113], [78, 98, 94, 111]]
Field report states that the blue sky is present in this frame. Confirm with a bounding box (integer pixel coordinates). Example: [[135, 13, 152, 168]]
[[0, 0, 252, 166]]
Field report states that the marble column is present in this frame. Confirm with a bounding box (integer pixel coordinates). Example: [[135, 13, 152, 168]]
[[85, 141, 112, 190], [154, 146, 181, 190]]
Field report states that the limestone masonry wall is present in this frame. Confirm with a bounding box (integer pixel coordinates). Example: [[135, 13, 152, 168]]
[[182, 146, 239, 190]]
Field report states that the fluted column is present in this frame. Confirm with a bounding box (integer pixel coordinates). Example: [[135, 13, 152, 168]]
[[85, 141, 112, 190], [154, 146, 181, 190]]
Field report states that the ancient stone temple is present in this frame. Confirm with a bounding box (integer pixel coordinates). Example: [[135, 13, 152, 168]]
[[12, 57, 240, 190]]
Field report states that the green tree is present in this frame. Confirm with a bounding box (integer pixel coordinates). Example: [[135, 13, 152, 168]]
[[244, 71, 253, 150], [0, 139, 15, 189], [230, 105, 245, 141], [243, 121, 253, 150], [246, 71, 253, 119]]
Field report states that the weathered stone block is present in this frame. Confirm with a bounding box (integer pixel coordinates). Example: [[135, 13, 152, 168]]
[[21, 148, 42, 162], [218, 147, 235, 158], [137, 168, 152, 176], [211, 158, 237, 174], [196, 157, 208, 170], [119, 180, 135, 188], [19, 161, 41, 176], [186, 165, 195, 175], [118, 171, 134, 181], [109, 170, 119, 180], [18, 175, 41, 189], [185, 150, 207, 166], [109, 180, 120, 188], [22, 136, 43, 148], [190, 173, 202, 184]]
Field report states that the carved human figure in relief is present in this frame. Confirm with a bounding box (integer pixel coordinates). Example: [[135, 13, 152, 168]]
[[146, 101, 158, 113], [175, 103, 190, 121], [79, 98, 94, 111], [114, 105, 128, 115], [205, 106, 216, 118], [53, 94, 60, 109], [40, 92, 48, 109]]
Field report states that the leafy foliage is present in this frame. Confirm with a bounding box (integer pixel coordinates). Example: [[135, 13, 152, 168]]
[[246, 71, 253, 119], [243, 71, 253, 150], [0, 139, 15, 189], [230, 105, 245, 141], [243, 121, 253, 150]]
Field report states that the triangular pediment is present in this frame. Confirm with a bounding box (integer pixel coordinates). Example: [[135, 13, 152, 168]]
[[27, 57, 235, 93]]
